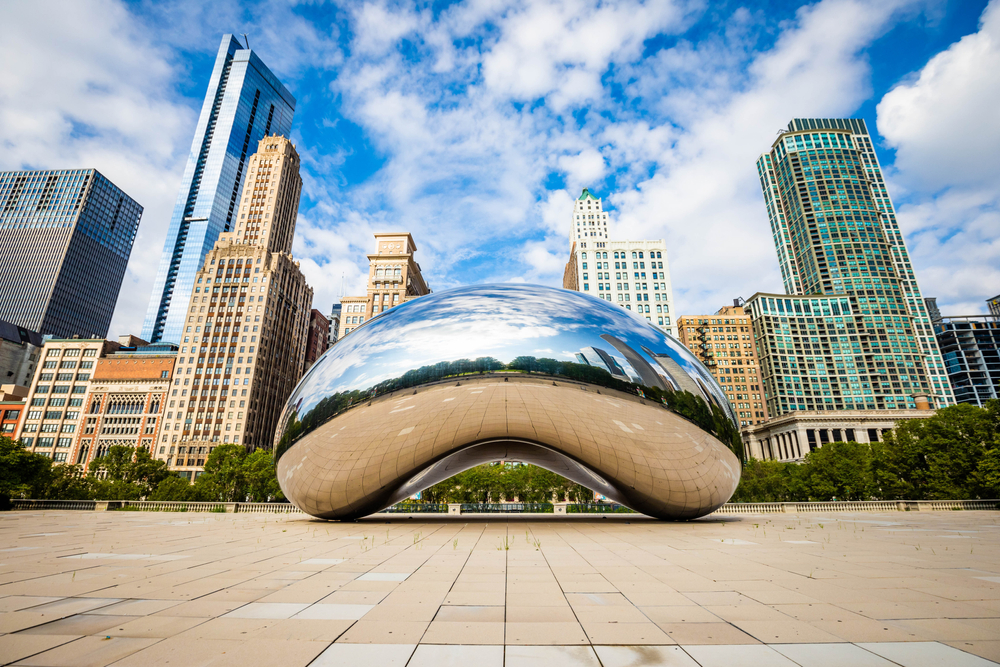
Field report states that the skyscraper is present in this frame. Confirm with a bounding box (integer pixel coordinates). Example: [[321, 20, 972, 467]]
[[751, 118, 953, 414], [337, 233, 431, 340], [563, 189, 676, 336], [0, 169, 142, 338], [143, 35, 295, 344], [158, 136, 312, 479]]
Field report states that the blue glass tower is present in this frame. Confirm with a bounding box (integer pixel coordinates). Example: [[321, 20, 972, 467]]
[[142, 35, 295, 343]]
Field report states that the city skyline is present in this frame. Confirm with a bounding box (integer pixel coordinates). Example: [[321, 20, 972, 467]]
[[1, 0, 997, 341]]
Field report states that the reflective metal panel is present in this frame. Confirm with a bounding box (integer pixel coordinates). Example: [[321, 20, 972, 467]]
[[274, 284, 742, 520]]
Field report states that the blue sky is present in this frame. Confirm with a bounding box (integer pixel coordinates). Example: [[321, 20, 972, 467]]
[[2, 0, 998, 338]]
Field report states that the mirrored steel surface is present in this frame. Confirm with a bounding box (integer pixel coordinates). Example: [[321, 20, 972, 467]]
[[274, 284, 742, 520]]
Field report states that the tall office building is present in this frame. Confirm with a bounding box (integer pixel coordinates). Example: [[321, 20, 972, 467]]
[[0, 169, 142, 338], [158, 136, 312, 479], [338, 233, 431, 339], [563, 189, 676, 336], [677, 304, 769, 428], [752, 118, 953, 414], [143, 35, 295, 344]]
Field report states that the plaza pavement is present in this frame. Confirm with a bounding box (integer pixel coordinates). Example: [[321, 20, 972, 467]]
[[0, 510, 999, 666]]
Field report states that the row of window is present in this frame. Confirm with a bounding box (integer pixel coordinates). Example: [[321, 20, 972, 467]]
[[582, 251, 663, 260]]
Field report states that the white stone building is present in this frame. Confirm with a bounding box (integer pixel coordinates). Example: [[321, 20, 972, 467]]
[[563, 189, 676, 337]]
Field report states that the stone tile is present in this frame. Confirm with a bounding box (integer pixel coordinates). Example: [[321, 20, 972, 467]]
[[0, 635, 78, 665], [859, 641, 1000, 667], [682, 644, 801, 667], [256, 618, 353, 641], [361, 602, 438, 622], [580, 621, 673, 645], [335, 620, 429, 643], [943, 641, 1000, 664], [434, 605, 505, 622], [222, 602, 309, 619], [421, 620, 504, 644], [504, 622, 588, 645], [504, 645, 601, 666], [16, 598, 121, 617], [356, 572, 410, 582], [13, 636, 158, 667], [657, 623, 759, 645], [408, 644, 504, 667], [18, 614, 134, 636], [0, 612, 56, 634], [772, 643, 903, 667], [311, 643, 415, 666], [727, 619, 844, 643], [103, 615, 206, 638], [594, 645, 700, 667], [292, 603, 373, 620], [505, 606, 577, 622], [0, 597, 62, 613], [88, 599, 182, 616], [640, 606, 722, 623]]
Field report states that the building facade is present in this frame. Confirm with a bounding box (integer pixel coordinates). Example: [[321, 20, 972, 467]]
[[159, 136, 312, 479], [677, 304, 769, 428], [563, 189, 676, 336], [0, 320, 43, 388], [755, 118, 953, 414], [0, 169, 142, 338], [77, 343, 176, 468], [1, 385, 28, 439], [742, 409, 933, 462], [143, 35, 295, 344], [934, 316, 1000, 407], [988, 294, 1000, 319], [304, 309, 329, 372], [337, 233, 431, 339], [14, 338, 120, 462], [328, 303, 341, 347], [924, 297, 942, 322]]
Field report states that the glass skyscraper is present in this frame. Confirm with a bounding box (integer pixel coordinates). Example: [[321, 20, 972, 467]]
[[0, 169, 142, 338], [142, 34, 295, 343], [749, 118, 953, 416]]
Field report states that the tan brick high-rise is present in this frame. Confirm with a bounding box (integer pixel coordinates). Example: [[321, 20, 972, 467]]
[[161, 135, 313, 481], [677, 304, 769, 428], [337, 233, 430, 339]]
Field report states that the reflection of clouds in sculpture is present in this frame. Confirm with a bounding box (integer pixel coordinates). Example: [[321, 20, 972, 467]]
[[290, 284, 670, 418], [275, 284, 742, 521]]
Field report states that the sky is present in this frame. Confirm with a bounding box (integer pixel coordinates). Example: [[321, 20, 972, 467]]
[[1, 0, 998, 339]]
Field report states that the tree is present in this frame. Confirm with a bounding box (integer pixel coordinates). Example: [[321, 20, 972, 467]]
[[243, 449, 283, 502], [800, 440, 874, 501], [874, 402, 998, 499], [88, 446, 171, 498], [731, 458, 806, 503], [0, 436, 52, 506], [195, 445, 248, 502]]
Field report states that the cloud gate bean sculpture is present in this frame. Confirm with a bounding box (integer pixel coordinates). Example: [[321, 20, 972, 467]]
[[274, 284, 742, 520]]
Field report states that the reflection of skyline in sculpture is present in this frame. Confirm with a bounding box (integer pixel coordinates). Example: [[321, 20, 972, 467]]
[[601, 334, 669, 391], [275, 284, 742, 521], [576, 346, 627, 380]]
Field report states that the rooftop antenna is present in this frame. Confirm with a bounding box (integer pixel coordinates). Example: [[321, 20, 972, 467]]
[[241, 34, 250, 49]]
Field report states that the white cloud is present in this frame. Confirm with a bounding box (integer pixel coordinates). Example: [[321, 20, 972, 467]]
[[877, 0, 1000, 314], [0, 0, 194, 339], [878, 0, 1000, 191]]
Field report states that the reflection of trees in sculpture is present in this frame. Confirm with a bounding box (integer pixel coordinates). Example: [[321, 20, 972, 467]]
[[276, 354, 745, 464], [420, 462, 593, 504]]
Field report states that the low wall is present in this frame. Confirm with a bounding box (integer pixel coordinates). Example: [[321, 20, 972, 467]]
[[9, 499, 999, 515]]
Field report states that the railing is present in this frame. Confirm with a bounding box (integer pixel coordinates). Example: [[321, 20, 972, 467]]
[[461, 502, 554, 513], [235, 502, 302, 513], [11, 499, 97, 511], [9, 499, 1000, 515], [567, 503, 636, 513], [384, 503, 448, 513]]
